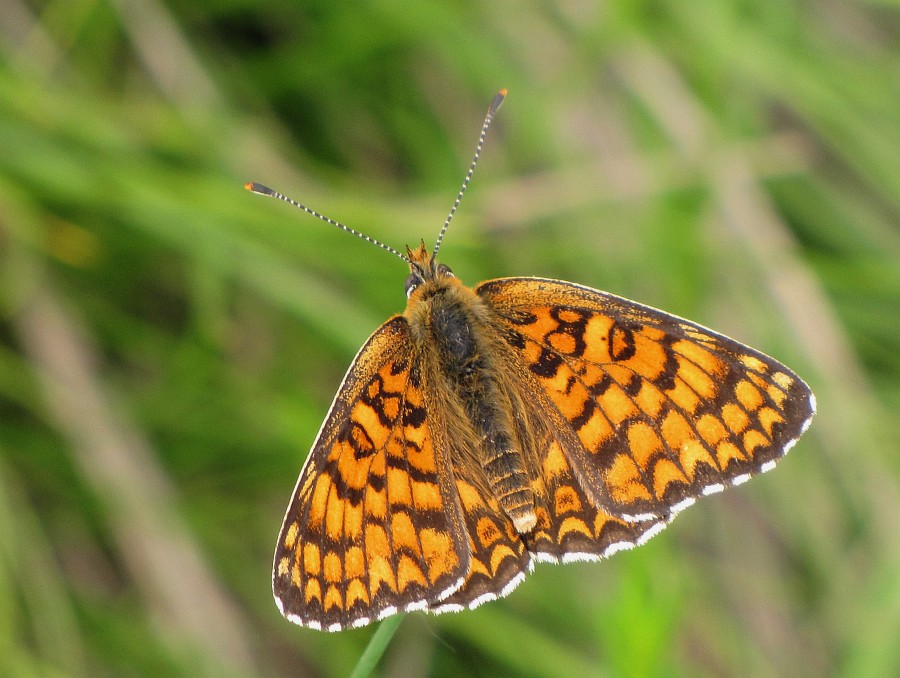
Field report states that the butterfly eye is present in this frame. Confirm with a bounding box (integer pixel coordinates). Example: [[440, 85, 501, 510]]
[[404, 272, 423, 298], [436, 264, 455, 278]]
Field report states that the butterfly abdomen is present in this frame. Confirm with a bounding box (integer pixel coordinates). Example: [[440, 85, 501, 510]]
[[410, 279, 538, 535]]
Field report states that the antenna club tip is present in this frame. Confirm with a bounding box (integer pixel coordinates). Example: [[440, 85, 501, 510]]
[[489, 89, 507, 115], [245, 182, 274, 196]]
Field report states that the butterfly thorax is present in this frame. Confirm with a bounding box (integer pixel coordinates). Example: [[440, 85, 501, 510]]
[[403, 244, 538, 534]]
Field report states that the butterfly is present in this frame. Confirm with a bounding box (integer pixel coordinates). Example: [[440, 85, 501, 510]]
[[247, 90, 815, 632]]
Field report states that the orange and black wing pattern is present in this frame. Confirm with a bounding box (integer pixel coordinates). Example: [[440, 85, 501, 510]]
[[273, 317, 469, 631], [426, 464, 531, 613], [523, 434, 666, 566], [477, 277, 816, 524]]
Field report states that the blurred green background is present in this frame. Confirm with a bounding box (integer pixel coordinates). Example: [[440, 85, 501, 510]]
[[2, 1, 899, 676]]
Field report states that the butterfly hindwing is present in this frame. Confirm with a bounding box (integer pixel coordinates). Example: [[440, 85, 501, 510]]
[[273, 317, 470, 631], [426, 462, 531, 613], [526, 436, 666, 564], [477, 277, 816, 522]]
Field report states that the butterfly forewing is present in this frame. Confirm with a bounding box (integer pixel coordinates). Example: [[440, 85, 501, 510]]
[[273, 317, 470, 631], [477, 277, 816, 523]]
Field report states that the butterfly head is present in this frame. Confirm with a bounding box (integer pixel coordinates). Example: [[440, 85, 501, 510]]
[[404, 241, 457, 300]]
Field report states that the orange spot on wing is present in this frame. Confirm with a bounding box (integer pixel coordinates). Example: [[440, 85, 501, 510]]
[[345, 546, 365, 580], [304, 579, 322, 605], [489, 544, 517, 574], [277, 556, 290, 577], [675, 340, 727, 381], [599, 384, 638, 426], [583, 315, 616, 362], [758, 407, 785, 437], [696, 414, 728, 447], [476, 517, 503, 548], [344, 500, 364, 539], [284, 522, 299, 549], [627, 333, 668, 378], [308, 475, 331, 527], [667, 376, 702, 414], [323, 551, 342, 583], [303, 543, 321, 577], [365, 524, 396, 595], [390, 512, 422, 556], [346, 579, 370, 607], [606, 455, 652, 503], [548, 330, 577, 354], [736, 380, 764, 411], [634, 381, 666, 419], [387, 467, 413, 506], [739, 354, 767, 372], [554, 485, 583, 515], [412, 480, 443, 511], [652, 458, 688, 496], [577, 403, 614, 452], [558, 516, 592, 539], [627, 421, 663, 469], [456, 479, 485, 512], [716, 441, 747, 467], [325, 485, 345, 540], [324, 585, 342, 612], [722, 402, 750, 434], [397, 555, 427, 591], [420, 528, 459, 581], [542, 441, 570, 478], [741, 430, 769, 457], [407, 435, 436, 473]]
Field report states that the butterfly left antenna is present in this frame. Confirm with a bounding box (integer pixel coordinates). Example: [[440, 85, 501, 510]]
[[244, 182, 411, 263], [432, 88, 507, 259]]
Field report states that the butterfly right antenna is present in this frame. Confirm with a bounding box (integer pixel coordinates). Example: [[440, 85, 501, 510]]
[[432, 88, 507, 259]]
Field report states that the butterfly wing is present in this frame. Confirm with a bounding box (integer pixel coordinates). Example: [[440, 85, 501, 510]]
[[273, 317, 470, 631], [476, 277, 816, 524]]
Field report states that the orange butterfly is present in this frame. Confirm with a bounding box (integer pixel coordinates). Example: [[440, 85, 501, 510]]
[[247, 90, 815, 632]]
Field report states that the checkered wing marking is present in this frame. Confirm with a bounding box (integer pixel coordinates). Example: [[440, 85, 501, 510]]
[[273, 317, 469, 631], [427, 464, 531, 613], [477, 278, 816, 522], [525, 433, 665, 564]]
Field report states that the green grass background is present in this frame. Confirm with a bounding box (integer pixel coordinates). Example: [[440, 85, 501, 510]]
[[2, 1, 899, 676]]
